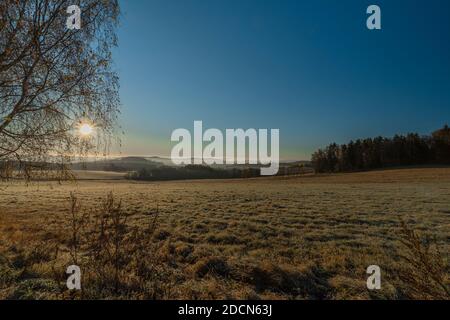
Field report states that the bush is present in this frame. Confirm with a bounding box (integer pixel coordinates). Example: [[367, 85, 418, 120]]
[[60, 192, 172, 299], [393, 221, 450, 299]]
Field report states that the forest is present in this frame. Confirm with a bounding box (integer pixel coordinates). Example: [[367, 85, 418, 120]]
[[312, 125, 450, 173]]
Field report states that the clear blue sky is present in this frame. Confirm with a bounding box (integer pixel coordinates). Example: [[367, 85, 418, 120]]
[[114, 0, 450, 160]]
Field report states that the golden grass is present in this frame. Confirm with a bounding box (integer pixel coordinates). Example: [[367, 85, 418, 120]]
[[0, 168, 449, 299]]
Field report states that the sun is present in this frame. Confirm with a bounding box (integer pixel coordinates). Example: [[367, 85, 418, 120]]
[[78, 123, 94, 137]]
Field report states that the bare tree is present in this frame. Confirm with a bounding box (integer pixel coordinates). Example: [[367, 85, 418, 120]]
[[0, 0, 120, 180]]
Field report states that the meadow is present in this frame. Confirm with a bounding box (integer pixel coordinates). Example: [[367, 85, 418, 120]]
[[0, 168, 449, 299]]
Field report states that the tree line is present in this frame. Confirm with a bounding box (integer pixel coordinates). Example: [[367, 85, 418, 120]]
[[127, 163, 312, 181], [126, 165, 261, 181], [312, 125, 450, 173]]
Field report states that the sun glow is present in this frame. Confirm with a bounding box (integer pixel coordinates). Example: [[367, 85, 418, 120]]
[[78, 123, 94, 137]]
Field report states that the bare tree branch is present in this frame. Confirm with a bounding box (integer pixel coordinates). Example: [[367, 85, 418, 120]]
[[0, 0, 120, 181]]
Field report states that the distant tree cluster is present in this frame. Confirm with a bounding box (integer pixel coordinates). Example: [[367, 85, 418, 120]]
[[312, 126, 450, 173], [126, 165, 260, 181], [127, 163, 313, 181]]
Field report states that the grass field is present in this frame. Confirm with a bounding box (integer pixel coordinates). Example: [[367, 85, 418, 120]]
[[0, 168, 449, 299]]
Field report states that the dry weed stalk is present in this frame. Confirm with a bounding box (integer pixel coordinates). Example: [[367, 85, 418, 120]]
[[63, 192, 168, 298], [395, 220, 449, 299]]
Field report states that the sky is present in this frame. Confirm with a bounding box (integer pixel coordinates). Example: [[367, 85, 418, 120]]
[[113, 0, 450, 160]]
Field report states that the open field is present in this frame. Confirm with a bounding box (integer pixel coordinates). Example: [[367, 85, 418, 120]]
[[0, 168, 449, 299]]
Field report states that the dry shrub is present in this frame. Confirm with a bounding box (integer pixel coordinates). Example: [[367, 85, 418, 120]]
[[61, 192, 172, 299], [394, 221, 449, 299]]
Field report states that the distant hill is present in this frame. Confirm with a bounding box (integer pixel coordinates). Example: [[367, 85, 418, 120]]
[[71, 156, 163, 172], [2, 156, 311, 181], [144, 156, 176, 166], [71, 156, 311, 173], [124, 159, 312, 181]]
